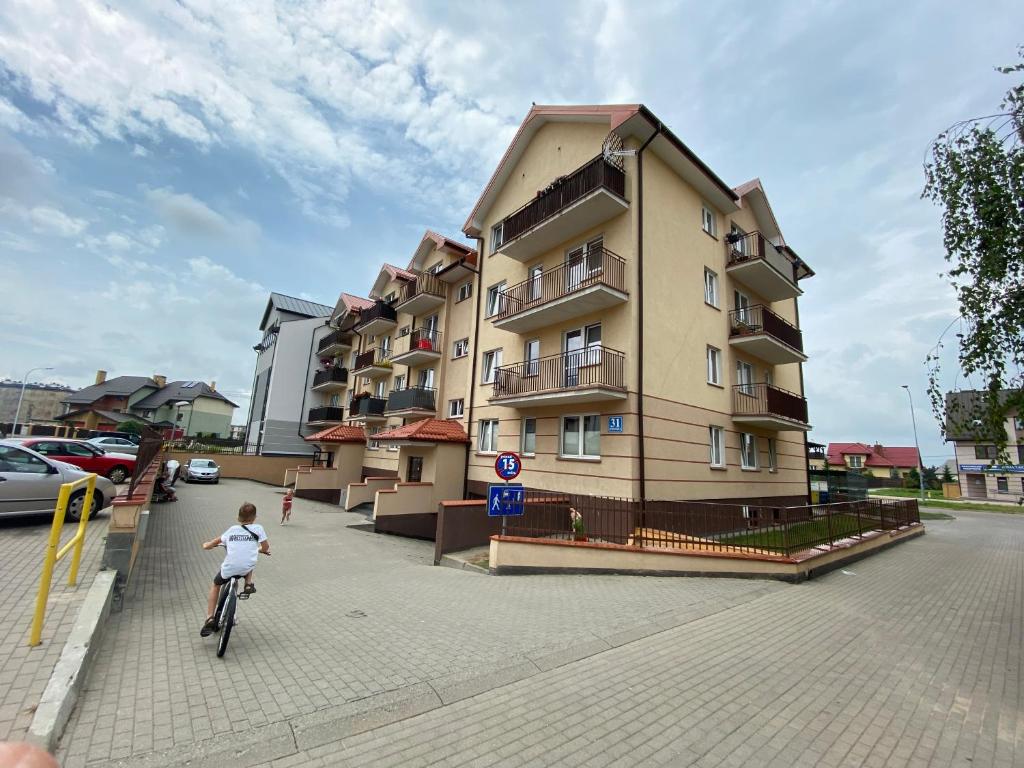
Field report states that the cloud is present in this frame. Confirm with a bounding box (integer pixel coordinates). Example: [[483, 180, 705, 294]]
[[0, 197, 87, 236], [144, 186, 258, 240]]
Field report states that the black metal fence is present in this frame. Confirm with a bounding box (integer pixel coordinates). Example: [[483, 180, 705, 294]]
[[733, 383, 809, 424], [307, 406, 345, 423], [385, 386, 436, 412], [728, 305, 803, 352], [317, 328, 352, 353], [313, 366, 348, 388]]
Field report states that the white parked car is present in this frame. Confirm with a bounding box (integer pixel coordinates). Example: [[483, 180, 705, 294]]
[[86, 436, 140, 455], [183, 458, 220, 484], [0, 440, 116, 521]]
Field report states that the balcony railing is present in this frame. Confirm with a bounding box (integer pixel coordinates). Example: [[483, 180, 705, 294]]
[[495, 248, 627, 321], [729, 305, 803, 353], [398, 272, 446, 306], [354, 300, 398, 329], [495, 155, 626, 246], [492, 347, 626, 399], [733, 383, 808, 425], [317, 329, 352, 354], [312, 367, 348, 388], [386, 386, 437, 413], [726, 231, 799, 283], [354, 348, 393, 370], [396, 327, 442, 355], [308, 406, 345, 422], [350, 396, 387, 419]]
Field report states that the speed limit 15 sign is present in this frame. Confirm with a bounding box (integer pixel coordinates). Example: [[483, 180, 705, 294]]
[[494, 451, 522, 481]]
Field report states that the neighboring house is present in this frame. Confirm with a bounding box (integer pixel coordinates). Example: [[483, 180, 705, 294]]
[[131, 380, 238, 438], [945, 389, 1024, 500], [244, 292, 341, 456], [0, 380, 76, 423], [814, 443, 921, 479]]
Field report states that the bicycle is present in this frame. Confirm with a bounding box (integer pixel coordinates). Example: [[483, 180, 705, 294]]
[[211, 550, 269, 658]]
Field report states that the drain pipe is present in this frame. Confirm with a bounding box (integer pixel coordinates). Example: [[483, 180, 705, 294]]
[[636, 124, 661, 504], [794, 295, 811, 502], [463, 238, 485, 499]]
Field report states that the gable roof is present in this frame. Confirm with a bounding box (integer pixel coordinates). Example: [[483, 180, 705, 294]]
[[407, 230, 478, 272], [373, 418, 470, 444], [58, 408, 154, 425], [826, 443, 921, 469], [304, 425, 367, 443], [370, 264, 417, 299], [259, 292, 333, 330], [64, 376, 157, 404], [132, 381, 238, 409], [329, 292, 375, 326]]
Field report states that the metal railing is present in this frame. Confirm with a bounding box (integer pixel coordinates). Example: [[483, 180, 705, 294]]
[[28, 474, 97, 646], [396, 327, 443, 355], [495, 248, 627, 320], [350, 396, 387, 418], [127, 436, 163, 498], [354, 300, 398, 330], [733, 382, 809, 424], [398, 272, 447, 306], [728, 305, 804, 352], [725, 231, 799, 284], [386, 386, 437, 412], [308, 406, 345, 422], [317, 328, 352, 353], [495, 155, 627, 245], [502, 492, 919, 557], [353, 348, 393, 370], [492, 347, 627, 399], [313, 366, 349, 388]]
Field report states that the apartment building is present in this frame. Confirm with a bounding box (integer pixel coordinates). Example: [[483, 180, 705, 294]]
[[459, 104, 813, 504], [946, 389, 1024, 499]]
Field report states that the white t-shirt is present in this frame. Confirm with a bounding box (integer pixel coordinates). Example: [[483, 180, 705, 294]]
[[220, 523, 267, 578]]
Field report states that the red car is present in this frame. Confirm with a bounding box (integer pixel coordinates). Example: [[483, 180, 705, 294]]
[[13, 438, 137, 484]]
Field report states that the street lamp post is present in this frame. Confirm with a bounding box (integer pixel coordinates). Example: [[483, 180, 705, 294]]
[[11, 366, 54, 437], [901, 385, 926, 502], [174, 400, 191, 440]]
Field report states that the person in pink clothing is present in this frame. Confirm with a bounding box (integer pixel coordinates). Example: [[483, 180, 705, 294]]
[[281, 489, 293, 525]]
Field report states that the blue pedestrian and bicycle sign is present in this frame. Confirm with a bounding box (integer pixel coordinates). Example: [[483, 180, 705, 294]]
[[494, 451, 522, 480], [488, 483, 525, 517]]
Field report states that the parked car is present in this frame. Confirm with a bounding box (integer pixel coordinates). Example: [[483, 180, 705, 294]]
[[86, 436, 139, 455], [10, 438, 137, 484], [86, 430, 142, 445], [183, 458, 220, 483], [0, 440, 116, 521]]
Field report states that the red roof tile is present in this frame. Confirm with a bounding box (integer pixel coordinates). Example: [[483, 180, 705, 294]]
[[825, 443, 921, 468], [305, 425, 367, 443], [383, 264, 416, 282], [341, 293, 374, 312], [373, 418, 470, 444]]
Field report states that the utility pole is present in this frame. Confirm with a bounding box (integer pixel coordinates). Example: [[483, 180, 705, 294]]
[[901, 385, 926, 502], [11, 367, 53, 437]]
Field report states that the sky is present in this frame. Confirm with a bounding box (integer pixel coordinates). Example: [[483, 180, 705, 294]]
[[0, 0, 1020, 465]]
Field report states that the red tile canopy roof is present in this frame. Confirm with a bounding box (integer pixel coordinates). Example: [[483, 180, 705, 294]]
[[826, 442, 921, 468], [373, 418, 470, 444], [305, 425, 367, 443]]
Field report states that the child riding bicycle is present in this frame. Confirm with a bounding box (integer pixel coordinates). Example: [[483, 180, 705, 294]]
[[200, 502, 269, 637]]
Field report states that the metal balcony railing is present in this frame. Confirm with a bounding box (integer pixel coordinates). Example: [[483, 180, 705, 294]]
[[398, 272, 447, 305], [317, 329, 352, 353], [386, 386, 437, 412], [396, 327, 443, 355], [733, 383, 808, 424], [495, 248, 627, 320], [725, 231, 799, 284], [728, 305, 803, 352], [354, 300, 398, 329], [308, 406, 345, 422], [312, 367, 348, 388], [350, 396, 387, 418], [353, 348, 393, 370], [492, 347, 627, 399]]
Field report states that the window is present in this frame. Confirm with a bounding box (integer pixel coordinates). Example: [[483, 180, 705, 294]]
[[740, 433, 758, 469], [525, 339, 540, 376], [767, 438, 777, 471], [734, 289, 751, 324], [457, 281, 473, 302], [0, 445, 50, 474], [522, 418, 536, 456], [974, 445, 998, 459], [427, 261, 443, 274], [764, 368, 773, 387], [486, 282, 506, 317], [491, 222, 504, 252], [380, 335, 391, 354], [384, 292, 396, 304], [706, 346, 721, 385], [478, 419, 499, 453], [848, 455, 863, 468], [398, 325, 410, 337], [729, 223, 747, 256], [418, 368, 435, 389], [709, 426, 724, 467], [453, 338, 469, 358], [561, 415, 600, 458], [374, 380, 387, 398], [736, 361, 754, 394], [701, 205, 717, 237], [703, 268, 719, 308], [528, 265, 543, 301], [367, 426, 381, 450], [997, 476, 1009, 493], [393, 374, 406, 391], [329, 393, 341, 406], [482, 349, 502, 384], [1014, 417, 1023, 431], [448, 399, 464, 418]]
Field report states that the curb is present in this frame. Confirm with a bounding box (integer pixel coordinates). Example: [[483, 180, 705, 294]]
[[437, 554, 489, 574], [27, 570, 116, 752]]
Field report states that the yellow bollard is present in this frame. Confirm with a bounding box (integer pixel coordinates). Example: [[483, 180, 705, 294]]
[[29, 484, 71, 647]]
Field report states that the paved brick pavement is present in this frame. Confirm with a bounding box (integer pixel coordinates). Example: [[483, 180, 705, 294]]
[[57, 480, 783, 766], [0, 509, 107, 742]]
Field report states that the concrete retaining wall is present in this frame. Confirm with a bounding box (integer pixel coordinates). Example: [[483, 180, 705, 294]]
[[166, 452, 299, 486]]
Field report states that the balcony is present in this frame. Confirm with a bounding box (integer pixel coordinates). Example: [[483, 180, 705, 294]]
[[490, 347, 627, 407], [354, 300, 398, 336], [312, 366, 349, 392], [390, 328, 443, 367], [732, 383, 810, 432], [351, 348, 393, 379], [307, 406, 345, 425], [395, 272, 447, 315], [725, 232, 802, 301], [492, 155, 628, 263], [728, 306, 807, 365], [385, 386, 437, 416], [492, 248, 628, 334], [348, 396, 387, 423], [317, 329, 352, 356]]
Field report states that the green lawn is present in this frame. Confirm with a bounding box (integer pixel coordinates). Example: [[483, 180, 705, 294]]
[[727, 514, 869, 553], [920, 499, 1024, 514], [869, 488, 944, 500], [920, 511, 956, 520]]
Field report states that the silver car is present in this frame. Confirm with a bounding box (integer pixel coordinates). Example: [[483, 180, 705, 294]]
[[0, 440, 116, 521], [183, 458, 220, 483], [86, 436, 140, 455]]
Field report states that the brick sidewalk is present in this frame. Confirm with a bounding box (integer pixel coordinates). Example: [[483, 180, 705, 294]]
[[58, 480, 782, 766], [0, 511, 107, 742]]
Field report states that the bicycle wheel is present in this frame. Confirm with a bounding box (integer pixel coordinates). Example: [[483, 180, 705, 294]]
[[217, 585, 237, 658]]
